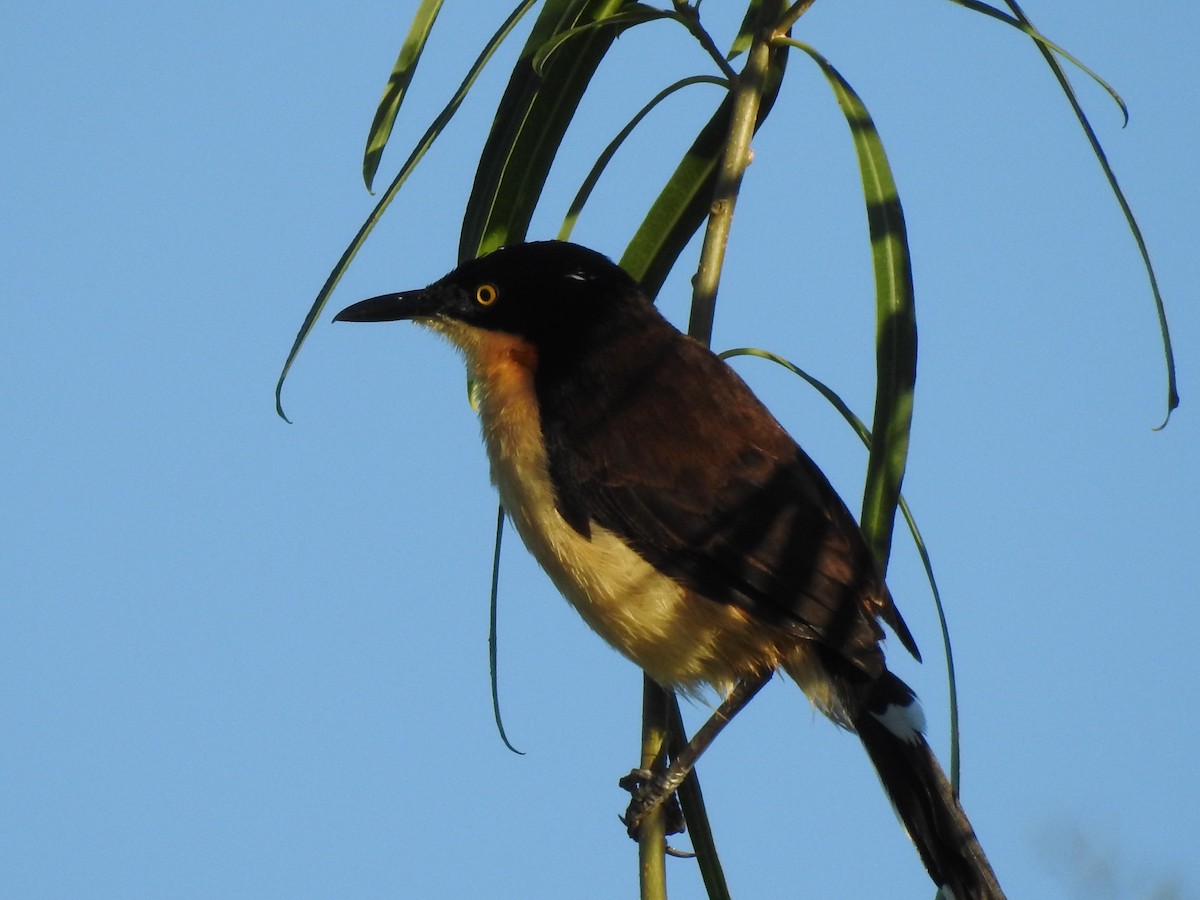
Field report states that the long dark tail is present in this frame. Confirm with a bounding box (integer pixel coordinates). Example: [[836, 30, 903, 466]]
[[853, 671, 1005, 900]]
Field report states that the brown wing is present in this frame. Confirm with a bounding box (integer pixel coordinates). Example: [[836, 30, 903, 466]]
[[535, 309, 919, 677]]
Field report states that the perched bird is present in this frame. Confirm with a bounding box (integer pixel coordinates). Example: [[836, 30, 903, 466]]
[[335, 240, 1003, 899]]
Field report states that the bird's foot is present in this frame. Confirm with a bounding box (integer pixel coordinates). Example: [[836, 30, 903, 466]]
[[618, 767, 686, 839]]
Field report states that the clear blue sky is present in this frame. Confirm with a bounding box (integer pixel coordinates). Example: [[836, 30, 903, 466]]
[[4, 3, 1197, 898]]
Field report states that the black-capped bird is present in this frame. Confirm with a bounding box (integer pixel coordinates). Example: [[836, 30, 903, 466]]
[[335, 240, 1003, 899]]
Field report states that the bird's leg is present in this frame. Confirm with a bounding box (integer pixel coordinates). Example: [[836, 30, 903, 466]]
[[620, 671, 771, 839]]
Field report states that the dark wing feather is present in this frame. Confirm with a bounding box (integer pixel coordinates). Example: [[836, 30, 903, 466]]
[[536, 307, 919, 675]]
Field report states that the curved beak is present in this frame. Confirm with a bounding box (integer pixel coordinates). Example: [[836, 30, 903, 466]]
[[334, 289, 438, 323]]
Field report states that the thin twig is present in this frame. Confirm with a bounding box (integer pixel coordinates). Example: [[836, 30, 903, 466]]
[[672, 1, 739, 80]]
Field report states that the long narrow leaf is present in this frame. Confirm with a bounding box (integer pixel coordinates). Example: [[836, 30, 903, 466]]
[[725, 0, 762, 60], [620, 45, 787, 297], [487, 504, 523, 755], [275, 0, 538, 420], [459, 0, 637, 262], [557, 75, 728, 241], [531, 4, 673, 75], [785, 40, 916, 569], [945, 0, 1127, 122], [362, 0, 446, 191], [999, 0, 1179, 425]]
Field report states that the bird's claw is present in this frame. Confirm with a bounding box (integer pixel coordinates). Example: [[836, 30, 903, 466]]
[[619, 767, 686, 839]]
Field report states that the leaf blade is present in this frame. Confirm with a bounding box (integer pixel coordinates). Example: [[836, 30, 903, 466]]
[[785, 40, 916, 567], [557, 75, 728, 242], [458, 0, 636, 262], [362, 0, 446, 191], [619, 45, 788, 297], [998, 0, 1179, 424], [275, 0, 538, 420]]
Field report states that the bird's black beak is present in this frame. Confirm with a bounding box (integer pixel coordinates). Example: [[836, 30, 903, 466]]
[[334, 289, 438, 323]]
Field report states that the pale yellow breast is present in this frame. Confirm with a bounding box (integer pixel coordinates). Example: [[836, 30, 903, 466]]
[[425, 319, 809, 696]]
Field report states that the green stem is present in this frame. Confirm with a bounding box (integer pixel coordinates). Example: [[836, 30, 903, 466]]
[[775, 0, 817, 38], [637, 4, 782, 893], [687, 0, 781, 343], [636, 6, 783, 893], [637, 676, 670, 900]]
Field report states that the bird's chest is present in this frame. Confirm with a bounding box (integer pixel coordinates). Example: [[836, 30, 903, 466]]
[[460, 334, 753, 690]]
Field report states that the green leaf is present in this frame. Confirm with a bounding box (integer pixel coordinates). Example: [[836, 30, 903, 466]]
[[557, 75, 728, 241], [724, 0, 762, 60], [531, 4, 673, 76], [362, 0, 446, 192], [998, 0, 1179, 426], [785, 40, 916, 571], [459, 0, 638, 262], [487, 504, 523, 755], [619, 44, 787, 297], [946, 0, 1128, 123], [275, 0, 538, 421]]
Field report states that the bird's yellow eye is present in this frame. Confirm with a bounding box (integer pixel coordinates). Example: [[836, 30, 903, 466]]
[[475, 283, 499, 306]]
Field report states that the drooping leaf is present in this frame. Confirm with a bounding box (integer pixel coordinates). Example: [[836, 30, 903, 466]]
[[786, 40, 916, 571], [362, 0, 446, 192], [946, 0, 1128, 123], [557, 75, 729, 241], [487, 504, 523, 755], [999, 0, 1178, 425], [276, 0, 538, 421]]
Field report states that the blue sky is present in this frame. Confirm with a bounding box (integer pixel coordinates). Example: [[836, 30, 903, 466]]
[[3, 2, 1197, 898]]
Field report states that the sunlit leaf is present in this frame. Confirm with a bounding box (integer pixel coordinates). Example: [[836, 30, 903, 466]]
[[620, 45, 787, 297], [362, 0, 445, 192], [459, 0, 637, 262], [725, 0, 761, 60], [784, 40, 916, 567]]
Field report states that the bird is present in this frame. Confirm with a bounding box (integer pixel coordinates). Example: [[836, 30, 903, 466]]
[[335, 239, 1004, 899]]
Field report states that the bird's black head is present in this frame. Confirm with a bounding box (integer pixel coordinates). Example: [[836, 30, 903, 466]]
[[334, 241, 647, 354]]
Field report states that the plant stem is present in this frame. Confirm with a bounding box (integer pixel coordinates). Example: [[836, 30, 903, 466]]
[[686, 0, 782, 344], [633, 7, 784, 894], [672, 1, 738, 81], [637, 676, 670, 900], [638, 5, 784, 895], [668, 699, 732, 900], [776, 0, 817, 37]]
